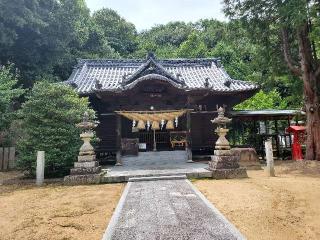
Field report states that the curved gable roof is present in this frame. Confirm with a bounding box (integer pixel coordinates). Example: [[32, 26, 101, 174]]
[[65, 53, 259, 95]]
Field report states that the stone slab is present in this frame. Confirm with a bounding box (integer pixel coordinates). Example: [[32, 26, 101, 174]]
[[78, 155, 96, 162], [70, 166, 101, 175], [210, 167, 248, 179], [231, 148, 262, 170], [102, 179, 245, 240], [209, 155, 240, 169], [64, 173, 101, 185], [128, 175, 187, 182], [102, 167, 212, 183], [74, 161, 99, 168]]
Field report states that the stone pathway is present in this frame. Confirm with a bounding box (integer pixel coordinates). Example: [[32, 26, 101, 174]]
[[102, 177, 245, 240]]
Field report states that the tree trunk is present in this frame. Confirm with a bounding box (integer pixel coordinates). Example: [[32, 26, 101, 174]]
[[298, 23, 320, 161]]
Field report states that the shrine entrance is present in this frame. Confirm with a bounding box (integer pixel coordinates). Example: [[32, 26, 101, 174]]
[[116, 109, 192, 153]]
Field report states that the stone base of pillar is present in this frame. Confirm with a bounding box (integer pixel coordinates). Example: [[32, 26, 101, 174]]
[[64, 173, 102, 185], [210, 167, 248, 179], [70, 166, 101, 175], [64, 154, 102, 185], [208, 155, 240, 169], [207, 152, 248, 179]]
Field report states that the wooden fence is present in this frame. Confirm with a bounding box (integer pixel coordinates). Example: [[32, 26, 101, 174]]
[[0, 147, 16, 171]]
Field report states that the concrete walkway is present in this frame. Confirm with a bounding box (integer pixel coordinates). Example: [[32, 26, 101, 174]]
[[102, 177, 245, 240]]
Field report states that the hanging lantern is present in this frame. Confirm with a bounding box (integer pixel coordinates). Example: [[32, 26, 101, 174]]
[[166, 120, 175, 130], [151, 121, 160, 130], [137, 120, 145, 130]]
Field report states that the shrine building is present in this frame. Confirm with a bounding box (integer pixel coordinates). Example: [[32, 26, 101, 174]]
[[65, 53, 260, 164]]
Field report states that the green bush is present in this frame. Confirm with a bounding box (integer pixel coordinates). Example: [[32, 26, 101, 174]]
[[16, 81, 95, 177]]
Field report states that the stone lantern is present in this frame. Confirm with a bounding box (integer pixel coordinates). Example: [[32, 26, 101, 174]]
[[208, 106, 247, 179], [64, 112, 102, 184]]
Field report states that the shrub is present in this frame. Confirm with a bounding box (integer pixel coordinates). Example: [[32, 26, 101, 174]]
[[16, 81, 95, 177]]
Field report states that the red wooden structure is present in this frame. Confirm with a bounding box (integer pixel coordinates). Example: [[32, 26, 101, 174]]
[[286, 126, 306, 160]]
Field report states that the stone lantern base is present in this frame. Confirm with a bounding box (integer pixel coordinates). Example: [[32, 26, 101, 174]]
[[64, 132, 103, 185], [208, 156, 247, 179], [64, 155, 103, 185], [208, 151, 248, 179]]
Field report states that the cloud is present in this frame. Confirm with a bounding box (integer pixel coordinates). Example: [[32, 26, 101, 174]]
[[85, 0, 226, 31]]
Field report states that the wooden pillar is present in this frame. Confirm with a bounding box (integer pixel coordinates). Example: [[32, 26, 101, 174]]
[[115, 114, 122, 166], [186, 110, 193, 162]]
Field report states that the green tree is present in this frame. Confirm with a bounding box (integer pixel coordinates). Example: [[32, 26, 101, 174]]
[[234, 90, 288, 110], [223, 0, 320, 160], [16, 82, 95, 176], [92, 8, 137, 56], [0, 64, 24, 145], [176, 32, 208, 58]]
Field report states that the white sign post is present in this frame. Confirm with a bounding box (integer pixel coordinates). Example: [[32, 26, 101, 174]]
[[36, 151, 45, 186], [265, 139, 275, 177]]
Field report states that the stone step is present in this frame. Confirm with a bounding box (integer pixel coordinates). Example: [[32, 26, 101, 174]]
[[128, 175, 187, 182]]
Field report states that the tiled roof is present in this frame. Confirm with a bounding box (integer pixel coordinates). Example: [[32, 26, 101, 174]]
[[65, 54, 259, 94]]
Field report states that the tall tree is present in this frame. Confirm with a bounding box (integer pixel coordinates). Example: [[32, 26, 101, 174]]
[[224, 0, 320, 160], [92, 8, 137, 57]]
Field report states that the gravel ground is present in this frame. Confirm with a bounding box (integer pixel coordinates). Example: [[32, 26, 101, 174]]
[[0, 182, 124, 240], [194, 160, 320, 240]]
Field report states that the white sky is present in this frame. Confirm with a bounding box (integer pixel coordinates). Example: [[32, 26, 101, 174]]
[[85, 0, 226, 31]]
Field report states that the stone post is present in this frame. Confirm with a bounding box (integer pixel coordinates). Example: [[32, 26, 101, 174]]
[[265, 138, 275, 177], [36, 151, 45, 186]]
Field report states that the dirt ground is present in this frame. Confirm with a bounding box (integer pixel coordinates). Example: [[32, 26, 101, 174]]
[[194, 160, 320, 240], [0, 181, 124, 240]]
